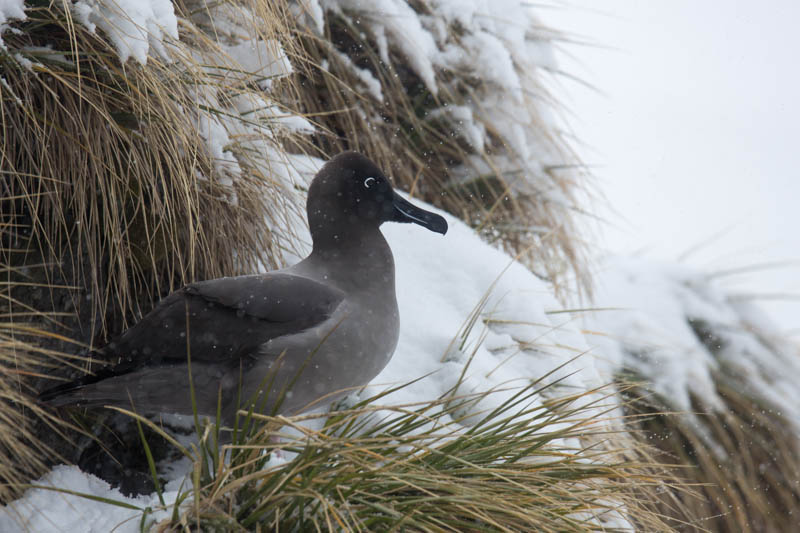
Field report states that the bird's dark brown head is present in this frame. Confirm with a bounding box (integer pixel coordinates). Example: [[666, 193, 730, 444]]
[[307, 151, 448, 244]]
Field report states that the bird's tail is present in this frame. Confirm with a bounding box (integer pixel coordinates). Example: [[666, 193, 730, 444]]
[[37, 353, 128, 407], [38, 373, 109, 407]]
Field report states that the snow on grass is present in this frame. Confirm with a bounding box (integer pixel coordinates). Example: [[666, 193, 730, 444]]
[[427, 105, 486, 149], [324, 0, 440, 94], [0, 0, 25, 48], [178, 5, 319, 205], [584, 256, 800, 435], [330, 48, 384, 102], [223, 39, 293, 90], [291, 0, 324, 35], [71, 0, 178, 64], [196, 37, 295, 91], [322, 0, 567, 195]]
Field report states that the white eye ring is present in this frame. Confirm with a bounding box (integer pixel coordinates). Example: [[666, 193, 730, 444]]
[[364, 177, 376, 188]]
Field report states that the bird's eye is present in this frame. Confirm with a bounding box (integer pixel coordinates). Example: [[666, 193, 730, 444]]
[[364, 177, 376, 189]]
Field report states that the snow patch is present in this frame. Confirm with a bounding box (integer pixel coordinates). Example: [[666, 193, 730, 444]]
[[0, 465, 180, 532], [324, 0, 439, 94], [331, 48, 384, 102], [71, 0, 178, 64], [291, 0, 325, 35], [427, 105, 485, 149], [221, 39, 293, 90], [0, 0, 25, 48]]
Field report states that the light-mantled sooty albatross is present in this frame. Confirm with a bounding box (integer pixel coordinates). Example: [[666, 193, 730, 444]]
[[39, 151, 448, 424]]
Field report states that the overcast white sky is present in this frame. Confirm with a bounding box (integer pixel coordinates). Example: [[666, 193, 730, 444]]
[[542, 1, 800, 335]]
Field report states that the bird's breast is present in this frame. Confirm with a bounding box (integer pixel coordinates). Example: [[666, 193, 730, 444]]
[[246, 292, 400, 414]]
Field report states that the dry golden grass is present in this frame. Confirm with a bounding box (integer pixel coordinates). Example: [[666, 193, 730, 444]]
[[1, 0, 310, 499], [1, 0, 306, 333], [622, 378, 800, 532]]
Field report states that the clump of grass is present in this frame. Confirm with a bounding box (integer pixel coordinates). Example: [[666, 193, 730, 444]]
[[585, 257, 800, 531], [1, 0, 313, 495], [0, 319, 87, 501], [621, 372, 800, 531], [618, 294, 800, 531], [104, 379, 677, 531], [1, 0, 306, 335]]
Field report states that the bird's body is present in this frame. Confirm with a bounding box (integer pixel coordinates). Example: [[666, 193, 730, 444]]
[[40, 152, 447, 423]]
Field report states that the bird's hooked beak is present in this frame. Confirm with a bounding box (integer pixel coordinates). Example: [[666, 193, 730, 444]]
[[391, 192, 448, 235]]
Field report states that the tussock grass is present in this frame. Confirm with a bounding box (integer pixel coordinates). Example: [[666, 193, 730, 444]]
[[1, 0, 309, 497], [622, 377, 800, 531], [111, 381, 678, 532], [1, 0, 303, 333], [0, 320, 87, 501], [616, 294, 800, 531]]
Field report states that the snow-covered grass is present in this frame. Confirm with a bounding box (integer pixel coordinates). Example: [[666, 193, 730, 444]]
[[0, 0, 315, 502], [587, 257, 800, 431], [583, 257, 800, 530]]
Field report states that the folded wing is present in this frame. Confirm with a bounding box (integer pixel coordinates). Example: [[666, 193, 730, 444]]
[[39, 273, 345, 411]]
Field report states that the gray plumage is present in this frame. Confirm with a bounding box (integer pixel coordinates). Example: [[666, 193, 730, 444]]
[[40, 151, 447, 423]]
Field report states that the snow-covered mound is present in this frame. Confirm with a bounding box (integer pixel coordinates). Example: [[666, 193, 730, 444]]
[[380, 206, 603, 417]]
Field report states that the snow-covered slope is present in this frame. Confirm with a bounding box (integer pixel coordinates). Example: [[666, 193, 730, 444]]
[[380, 206, 604, 418]]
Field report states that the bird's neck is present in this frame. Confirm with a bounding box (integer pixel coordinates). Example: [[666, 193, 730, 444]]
[[301, 227, 396, 293]]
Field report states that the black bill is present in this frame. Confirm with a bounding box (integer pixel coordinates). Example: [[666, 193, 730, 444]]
[[392, 193, 448, 235]]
